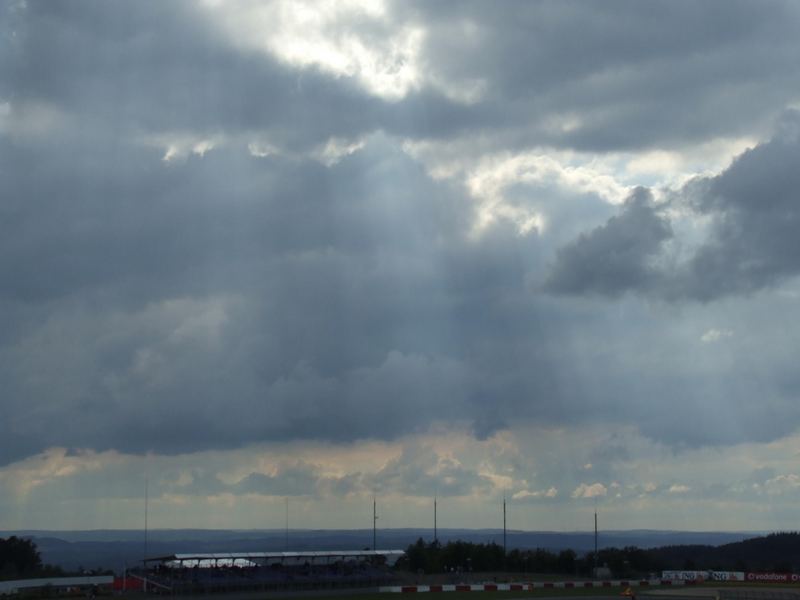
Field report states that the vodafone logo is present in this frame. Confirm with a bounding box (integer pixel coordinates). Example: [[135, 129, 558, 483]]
[[745, 573, 799, 583]]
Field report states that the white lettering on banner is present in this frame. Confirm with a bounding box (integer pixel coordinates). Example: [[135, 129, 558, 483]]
[[745, 573, 800, 583], [662, 571, 709, 581], [711, 572, 745, 582]]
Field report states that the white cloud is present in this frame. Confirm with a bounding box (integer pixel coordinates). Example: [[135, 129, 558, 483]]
[[247, 140, 281, 158], [763, 474, 800, 495], [571, 482, 607, 499], [701, 328, 734, 343], [0, 447, 124, 499], [619, 136, 757, 187], [142, 132, 225, 162], [461, 151, 629, 237], [668, 484, 690, 494], [512, 486, 558, 500], [311, 136, 366, 166], [201, 0, 424, 101]]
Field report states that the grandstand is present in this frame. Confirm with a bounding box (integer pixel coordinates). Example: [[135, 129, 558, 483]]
[[130, 550, 405, 594]]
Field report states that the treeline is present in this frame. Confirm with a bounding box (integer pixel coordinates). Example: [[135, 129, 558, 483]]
[[399, 532, 800, 576], [0, 537, 67, 581], [650, 532, 800, 573], [398, 538, 655, 577]]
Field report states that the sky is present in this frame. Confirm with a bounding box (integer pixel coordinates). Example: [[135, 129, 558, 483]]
[[2, 0, 800, 533]]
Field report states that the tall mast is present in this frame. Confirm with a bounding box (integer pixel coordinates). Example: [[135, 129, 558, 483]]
[[434, 496, 438, 543], [373, 496, 378, 551], [594, 500, 598, 576], [503, 495, 507, 556], [144, 477, 149, 562]]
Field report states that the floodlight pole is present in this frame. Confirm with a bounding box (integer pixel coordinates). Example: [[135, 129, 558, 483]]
[[144, 477, 149, 561], [503, 496, 507, 556], [594, 500, 598, 577], [434, 496, 438, 543], [373, 497, 378, 551], [144, 476, 148, 594]]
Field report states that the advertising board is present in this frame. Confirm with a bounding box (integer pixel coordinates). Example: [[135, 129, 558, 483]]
[[745, 573, 800, 583], [710, 572, 745, 582], [662, 571, 709, 581]]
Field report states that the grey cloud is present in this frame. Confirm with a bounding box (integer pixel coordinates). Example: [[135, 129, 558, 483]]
[[0, 135, 518, 461], [159, 463, 361, 498], [4, 126, 800, 460], [159, 452, 492, 499], [5, 0, 800, 468], [748, 467, 777, 485], [234, 464, 320, 497], [544, 188, 672, 296], [1, 2, 482, 154], [677, 118, 800, 300], [167, 469, 229, 497], [7, 0, 800, 159], [546, 113, 800, 301], [400, 0, 800, 151], [2, 3, 374, 150]]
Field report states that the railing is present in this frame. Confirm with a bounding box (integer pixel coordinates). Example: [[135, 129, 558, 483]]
[[125, 572, 172, 592]]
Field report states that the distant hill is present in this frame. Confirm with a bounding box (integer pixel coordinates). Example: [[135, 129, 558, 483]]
[[0, 528, 762, 572]]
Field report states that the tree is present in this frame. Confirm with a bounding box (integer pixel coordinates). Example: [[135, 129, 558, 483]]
[[557, 549, 576, 575], [0, 537, 43, 579]]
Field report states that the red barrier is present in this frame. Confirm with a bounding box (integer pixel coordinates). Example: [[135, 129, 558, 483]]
[[430, 585, 443, 592], [112, 577, 144, 591]]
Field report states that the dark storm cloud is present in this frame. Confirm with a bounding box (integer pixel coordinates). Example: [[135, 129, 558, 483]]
[[544, 188, 673, 296], [2, 2, 360, 149], [4, 0, 800, 467], [546, 112, 800, 301], [0, 1, 480, 152], [401, 0, 800, 151], [6, 1, 800, 156], [0, 131, 538, 463], [677, 116, 800, 300]]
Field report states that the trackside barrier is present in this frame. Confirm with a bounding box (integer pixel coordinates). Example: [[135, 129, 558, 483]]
[[0, 576, 113, 596], [379, 580, 689, 592], [125, 572, 172, 592]]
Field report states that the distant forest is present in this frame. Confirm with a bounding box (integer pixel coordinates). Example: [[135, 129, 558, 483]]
[[399, 532, 800, 577]]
